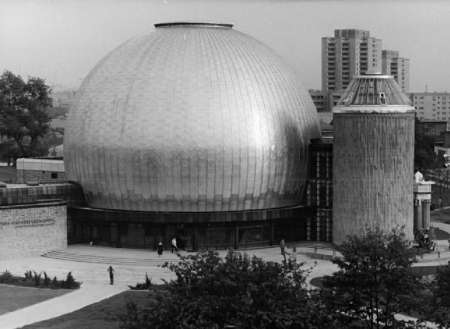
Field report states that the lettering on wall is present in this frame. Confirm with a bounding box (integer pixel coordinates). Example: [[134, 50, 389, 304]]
[[0, 218, 56, 228]]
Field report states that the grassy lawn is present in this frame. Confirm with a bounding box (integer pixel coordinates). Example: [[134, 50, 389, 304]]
[[0, 165, 16, 183], [20, 291, 149, 329], [0, 285, 72, 316]]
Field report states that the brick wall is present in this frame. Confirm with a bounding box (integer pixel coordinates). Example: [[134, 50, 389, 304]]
[[16, 169, 67, 184], [0, 202, 67, 260]]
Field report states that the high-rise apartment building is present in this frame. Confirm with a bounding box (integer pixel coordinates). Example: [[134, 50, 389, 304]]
[[322, 29, 382, 91], [410, 92, 450, 121], [382, 50, 410, 92]]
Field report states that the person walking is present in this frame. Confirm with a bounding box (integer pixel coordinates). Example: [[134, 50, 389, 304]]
[[157, 242, 163, 257], [171, 237, 178, 254], [280, 239, 289, 261], [107, 266, 114, 285]]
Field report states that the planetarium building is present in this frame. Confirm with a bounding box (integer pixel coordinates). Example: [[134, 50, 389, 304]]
[[64, 22, 321, 250]]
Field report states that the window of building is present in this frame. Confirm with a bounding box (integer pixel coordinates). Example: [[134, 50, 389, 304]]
[[51, 173, 58, 179]]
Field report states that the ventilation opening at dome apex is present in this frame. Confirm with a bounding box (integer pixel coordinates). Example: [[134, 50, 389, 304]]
[[154, 22, 233, 29]]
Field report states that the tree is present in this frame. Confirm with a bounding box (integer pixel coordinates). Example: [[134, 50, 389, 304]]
[[415, 116, 440, 171], [426, 261, 450, 328], [0, 70, 52, 159], [119, 249, 334, 329], [321, 227, 425, 329]]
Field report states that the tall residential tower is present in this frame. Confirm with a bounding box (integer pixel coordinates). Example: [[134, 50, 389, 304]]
[[322, 29, 382, 91], [382, 50, 410, 92]]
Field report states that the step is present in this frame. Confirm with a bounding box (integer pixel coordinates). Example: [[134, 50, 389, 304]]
[[41, 250, 183, 266]]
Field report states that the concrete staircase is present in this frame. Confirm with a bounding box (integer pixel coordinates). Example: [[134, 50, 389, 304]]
[[41, 245, 184, 266], [41, 244, 314, 267]]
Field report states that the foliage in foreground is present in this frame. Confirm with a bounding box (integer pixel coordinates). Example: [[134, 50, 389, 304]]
[[119, 249, 334, 329], [321, 227, 427, 329], [425, 261, 450, 328], [118, 228, 450, 329]]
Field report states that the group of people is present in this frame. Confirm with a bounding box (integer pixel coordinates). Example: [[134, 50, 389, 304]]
[[415, 229, 437, 252], [109, 238, 294, 285], [106, 238, 179, 285], [156, 237, 178, 256]]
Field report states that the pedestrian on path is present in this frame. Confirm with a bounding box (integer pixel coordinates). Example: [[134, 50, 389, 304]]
[[280, 239, 289, 261], [172, 237, 178, 254], [157, 242, 163, 257], [107, 266, 114, 285]]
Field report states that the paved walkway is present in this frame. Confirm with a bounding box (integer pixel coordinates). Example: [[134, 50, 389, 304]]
[[1, 220, 450, 329]]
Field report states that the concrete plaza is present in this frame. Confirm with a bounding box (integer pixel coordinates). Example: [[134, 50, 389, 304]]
[[1, 221, 450, 329]]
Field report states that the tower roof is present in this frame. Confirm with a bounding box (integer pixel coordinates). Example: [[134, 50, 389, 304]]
[[334, 73, 414, 113]]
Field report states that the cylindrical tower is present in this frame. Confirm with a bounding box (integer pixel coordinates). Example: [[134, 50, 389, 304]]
[[332, 73, 415, 244]]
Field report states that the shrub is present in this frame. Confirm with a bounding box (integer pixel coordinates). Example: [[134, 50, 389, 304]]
[[52, 276, 59, 287], [33, 271, 42, 286], [24, 270, 33, 280], [61, 271, 82, 289], [0, 270, 14, 283], [43, 272, 50, 286], [128, 274, 153, 290]]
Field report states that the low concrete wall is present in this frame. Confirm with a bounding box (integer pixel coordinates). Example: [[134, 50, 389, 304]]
[[0, 201, 67, 260], [16, 158, 66, 184], [16, 170, 67, 184]]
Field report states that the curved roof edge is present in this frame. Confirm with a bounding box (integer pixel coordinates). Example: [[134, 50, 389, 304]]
[[154, 22, 233, 29]]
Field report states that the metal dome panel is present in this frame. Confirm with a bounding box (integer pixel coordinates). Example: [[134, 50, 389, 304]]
[[64, 23, 321, 212]]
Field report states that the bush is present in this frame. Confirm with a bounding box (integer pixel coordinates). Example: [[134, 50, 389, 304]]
[[119, 249, 332, 329], [0, 270, 14, 283], [43, 272, 50, 286], [61, 272, 82, 289], [129, 274, 153, 290], [52, 276, 59, 288], [0, 269, 80, 290], [24, 270, 33, 280], [33, 271, 42, 286]]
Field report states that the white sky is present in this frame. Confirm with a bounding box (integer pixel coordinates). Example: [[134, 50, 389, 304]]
[[0, 0, 448, 92]]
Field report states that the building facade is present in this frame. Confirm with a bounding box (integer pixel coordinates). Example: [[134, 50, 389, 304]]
[[321, 29, 410, 93], [382, 50, 410, 92], [322, 29, 382, 91], [309, 89, 344, 114], [410, 92, 450, 121]]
